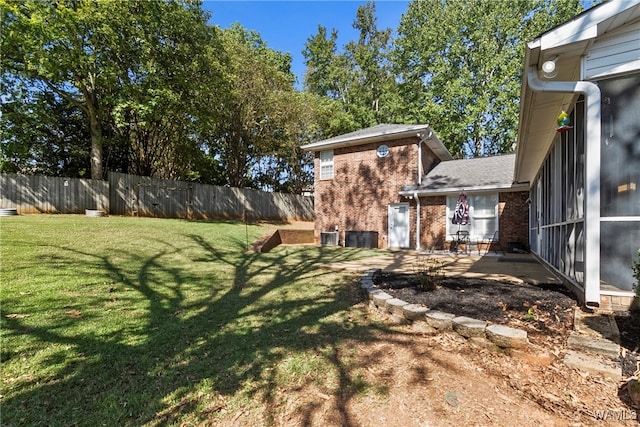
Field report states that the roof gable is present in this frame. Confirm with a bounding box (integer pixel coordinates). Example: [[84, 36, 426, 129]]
[[301, 123, 453, 161]]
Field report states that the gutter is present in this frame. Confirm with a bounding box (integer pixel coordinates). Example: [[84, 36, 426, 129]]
[[417, 130, 433, 185], [399, 182, 529, 198], [415, 192, 421, 251], [414, 131, 433, 250], [526, 66, 601, 309]]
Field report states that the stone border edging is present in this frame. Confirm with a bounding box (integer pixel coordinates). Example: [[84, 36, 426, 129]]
[[361, 268, 530, 350]]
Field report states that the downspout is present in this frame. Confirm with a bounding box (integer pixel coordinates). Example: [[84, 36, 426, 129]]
[[527, 66, 601, 309], [417, 130, 432, 185], [415, 131, 432, 251], [415, 192, 421, 251]]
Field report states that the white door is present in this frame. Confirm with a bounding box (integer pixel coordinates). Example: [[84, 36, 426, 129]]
[[388, 203, 410, 248]]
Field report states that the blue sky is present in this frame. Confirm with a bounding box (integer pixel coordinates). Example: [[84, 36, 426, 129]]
[[202, 1, 410, 86]]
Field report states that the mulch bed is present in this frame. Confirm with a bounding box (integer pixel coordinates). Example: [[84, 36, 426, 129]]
[[372, 272, 640, 377], [615, 311, 640, 377], [373, 272, 576, 342]]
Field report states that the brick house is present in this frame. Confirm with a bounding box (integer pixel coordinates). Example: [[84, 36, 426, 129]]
[[301, 124, 529, 252]]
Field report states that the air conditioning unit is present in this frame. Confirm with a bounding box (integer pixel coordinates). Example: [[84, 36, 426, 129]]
[[320, 232, 339, 246], [345, 231, 378, 249]]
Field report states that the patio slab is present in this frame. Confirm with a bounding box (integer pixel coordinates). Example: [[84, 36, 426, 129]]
[[323, 251, 561, 285]]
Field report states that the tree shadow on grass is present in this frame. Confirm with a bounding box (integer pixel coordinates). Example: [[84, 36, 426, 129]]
[[2, 234, 457, 426]]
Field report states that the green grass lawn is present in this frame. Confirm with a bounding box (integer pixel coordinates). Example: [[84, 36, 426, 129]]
[[0, 215, 386, 426]]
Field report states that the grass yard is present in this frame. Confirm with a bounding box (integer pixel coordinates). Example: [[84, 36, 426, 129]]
[[0, 215, 384, 426]]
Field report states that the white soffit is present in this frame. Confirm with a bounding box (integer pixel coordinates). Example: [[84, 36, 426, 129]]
[[540, 0, 640, 50]]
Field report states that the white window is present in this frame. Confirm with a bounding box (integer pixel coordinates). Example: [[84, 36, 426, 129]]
[[446, 193, 498, 240], [320, 150, 334, 179]]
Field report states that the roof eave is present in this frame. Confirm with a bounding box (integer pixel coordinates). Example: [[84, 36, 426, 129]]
[[300, 126, 429, 151], [400, 182, 529, 197], [301, 125, 453, 161], [514, 0, 640, 184]]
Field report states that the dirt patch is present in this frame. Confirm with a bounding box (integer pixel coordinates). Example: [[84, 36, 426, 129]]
[[220, 305, 639, 426], [374, 272, 640, 378], [213, 276, 639, 426], [616, 310, 640, 378]]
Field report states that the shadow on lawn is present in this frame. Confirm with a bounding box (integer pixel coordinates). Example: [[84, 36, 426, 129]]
[[2, 236, 455, 426]]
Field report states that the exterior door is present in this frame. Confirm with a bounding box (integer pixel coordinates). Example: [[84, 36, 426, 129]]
[[388, 203, 410, 248]]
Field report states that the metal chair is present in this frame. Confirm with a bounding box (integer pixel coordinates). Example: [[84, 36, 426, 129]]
[[455, 230, 470, 253], [485, 231, 504, 254]]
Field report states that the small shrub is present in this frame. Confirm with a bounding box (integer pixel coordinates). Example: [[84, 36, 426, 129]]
[[412, 256, 444, 292]]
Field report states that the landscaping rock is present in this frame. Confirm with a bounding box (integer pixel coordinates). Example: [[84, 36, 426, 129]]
[[452, 316, 487, 338], [412, 320, 437, 334], [468, 336, 500, 352], [627, 378, 640, 408], [370, 291, 393, 308], [360, 278, 374, 289], [425, 311, 456, 330], [567, 332, 620, 360], [402, 304, 429, 321], [563, 350, 621, 380], [486, 324, 529, 349], [386, 298, 409, 315], [389, 313, 409, 325]]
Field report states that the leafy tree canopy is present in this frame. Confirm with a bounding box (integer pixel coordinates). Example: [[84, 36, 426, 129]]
[[1, 0, 592, 193], [393, 0, 584, 157]]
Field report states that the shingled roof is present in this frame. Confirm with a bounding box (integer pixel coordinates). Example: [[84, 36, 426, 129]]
[[301, 124, 452, 161], [400, 154, 527, 195]]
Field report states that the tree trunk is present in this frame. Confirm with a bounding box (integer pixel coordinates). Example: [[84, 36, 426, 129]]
[[84, 82, 103, 180], [89, 110, 103, 180]]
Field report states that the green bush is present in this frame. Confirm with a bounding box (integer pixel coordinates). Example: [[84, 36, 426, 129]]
[[412, 256, 445, 292]]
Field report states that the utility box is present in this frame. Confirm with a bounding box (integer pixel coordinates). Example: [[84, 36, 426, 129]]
[[345, 231, 378, 249], [320, 232, 339, 246]]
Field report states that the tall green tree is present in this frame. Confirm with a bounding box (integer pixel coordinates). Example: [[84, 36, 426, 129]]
[[303, 1, 396, 131], [344, 1, 396, 125], [3, 0, 117, 179], [203, 24, 299, 189], [303, 26, 343, 100], [107, 1, 220, 179], [1, 0, 216, 179], [0, 77, 90, 176], [393, 0, 584, 158]]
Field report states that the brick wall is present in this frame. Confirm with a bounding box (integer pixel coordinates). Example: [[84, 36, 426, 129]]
[[313, 138, 528, 251], [419, 196, 447, 250], [498, 191, 530, 249], [314, 137, 439, 248], [418, 192, 529, 252]]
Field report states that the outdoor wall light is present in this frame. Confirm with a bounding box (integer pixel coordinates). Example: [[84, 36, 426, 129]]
[[542, 57, 558, 78]]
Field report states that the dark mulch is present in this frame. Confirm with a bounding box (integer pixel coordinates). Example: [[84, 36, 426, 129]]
[[615, 311, 640, 354], [373, 272, 640, 376], [615, 311, 640, 377], [373, 272, 577, 340]]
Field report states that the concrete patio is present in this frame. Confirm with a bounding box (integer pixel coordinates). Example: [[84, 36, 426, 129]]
[[324, 250, 562, 286]]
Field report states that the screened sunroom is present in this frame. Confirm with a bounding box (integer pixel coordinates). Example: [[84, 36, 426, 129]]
[[516, 0, 640, 310]]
